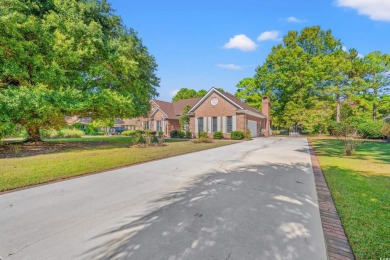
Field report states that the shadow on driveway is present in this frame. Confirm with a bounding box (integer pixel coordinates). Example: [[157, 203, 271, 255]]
[[82, 162, 324, 260]]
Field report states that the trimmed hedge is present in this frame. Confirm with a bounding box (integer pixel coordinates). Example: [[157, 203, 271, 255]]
[[213, 131, 223, 139], [231, 130, 244, 140]]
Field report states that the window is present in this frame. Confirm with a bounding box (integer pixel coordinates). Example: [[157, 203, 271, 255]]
[[144, 121, 150, 130], [212, 117, 217, 132], [156, 121, 162, 132], [227, 116, 232, 133], [198, 117, 203, 133]]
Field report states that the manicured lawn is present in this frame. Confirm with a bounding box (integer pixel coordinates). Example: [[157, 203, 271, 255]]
[[311, 138, 390, 260], [0, 137, 237, 192]]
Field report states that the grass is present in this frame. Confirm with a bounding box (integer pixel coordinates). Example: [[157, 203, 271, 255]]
[[0, 136, 238, 192], [310, 138, 390, 259]]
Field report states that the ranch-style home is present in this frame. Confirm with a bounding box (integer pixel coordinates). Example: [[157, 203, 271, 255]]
[[137, 88, 271, 138], [66, 88, 272, 138], [188, 88, 271, 138]]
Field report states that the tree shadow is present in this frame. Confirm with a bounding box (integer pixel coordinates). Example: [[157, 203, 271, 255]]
[[311, 139, 390, 164], [81, 162, 325, 260]]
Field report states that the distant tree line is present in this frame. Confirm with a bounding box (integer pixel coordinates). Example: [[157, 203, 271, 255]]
[[0, 0, 159, 142], [236, 26, 390, 134]]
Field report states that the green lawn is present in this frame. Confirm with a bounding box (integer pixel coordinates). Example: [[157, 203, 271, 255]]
[[0, 136, 237, 192], [311, 138, 390, 260]]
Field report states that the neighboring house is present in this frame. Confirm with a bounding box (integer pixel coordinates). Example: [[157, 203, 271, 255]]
[[188, 88, 271, 138]]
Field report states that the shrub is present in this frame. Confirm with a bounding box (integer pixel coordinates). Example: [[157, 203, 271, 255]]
[[185, 131, 192, 139], [58, 128, 85, 138], [198, 131, 208, 138], [157, 131, 165, 145], [40, 129, 59, 139], [96, 131, 105, 135], [192, 137, 213, 143], [213, 131, 223, 139], [170, 130, 186, 138], [170, 130, 179, 138], [137, 135, 146, 145], [245, 129, 251, 140], [381, 123, 390, 138], [177, 131, 185, 138], [231, 130, 244, 140], [358, 120, 385, 139], [122, 130, 137, 136]]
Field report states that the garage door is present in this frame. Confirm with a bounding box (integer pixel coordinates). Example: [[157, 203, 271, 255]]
[[248, 120, 257, 137]]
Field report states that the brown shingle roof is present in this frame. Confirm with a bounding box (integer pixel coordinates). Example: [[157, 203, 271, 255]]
[[223, 92, 265, 116], [152, 97, 202, 119], [173, 97, 202, 116], [152, 100, 176, 118]]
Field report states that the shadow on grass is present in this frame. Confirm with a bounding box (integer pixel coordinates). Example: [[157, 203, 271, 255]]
[[81, 162, 324, 260], [0, 137, 190, 159], [311, 139, 390, 164]]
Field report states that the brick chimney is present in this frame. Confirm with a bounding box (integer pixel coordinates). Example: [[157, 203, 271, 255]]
[[262, 96, 271, 137]]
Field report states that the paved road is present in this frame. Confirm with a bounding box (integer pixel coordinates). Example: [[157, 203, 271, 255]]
[[0, 138, 326, 260]]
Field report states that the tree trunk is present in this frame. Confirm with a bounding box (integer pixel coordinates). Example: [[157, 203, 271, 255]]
[[25, 125, 42, 143], [336, 99, 341, 122], [373, 103, 377, 121]]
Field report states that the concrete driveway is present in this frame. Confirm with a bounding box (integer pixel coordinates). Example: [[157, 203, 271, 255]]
[[0, 138, 326, 260]]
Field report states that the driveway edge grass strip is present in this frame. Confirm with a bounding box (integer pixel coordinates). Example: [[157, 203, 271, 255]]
[[308, 140, 355, 260], [0, 141, 238, 194]]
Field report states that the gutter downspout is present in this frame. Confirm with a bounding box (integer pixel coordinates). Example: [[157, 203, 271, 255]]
[[244, 112, 247, 134]]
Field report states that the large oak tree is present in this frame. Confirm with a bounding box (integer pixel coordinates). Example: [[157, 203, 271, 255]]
[[0, 0, 159, 141]]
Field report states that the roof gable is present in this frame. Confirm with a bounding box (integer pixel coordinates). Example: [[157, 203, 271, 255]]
[[188, 88, 266, 117], [189, 88, 243, 112]]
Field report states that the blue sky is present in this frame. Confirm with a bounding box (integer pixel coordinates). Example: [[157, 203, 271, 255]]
[[110, 0, 390, 102]]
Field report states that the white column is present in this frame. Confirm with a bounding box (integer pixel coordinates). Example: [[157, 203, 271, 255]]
[[222, 116, 227, 133], [208, 117, 212, 133], [232, 116, 237, 131], [203, 117, 207, 133], [195, 118, 198, 133], [217, 117, 221, 131]]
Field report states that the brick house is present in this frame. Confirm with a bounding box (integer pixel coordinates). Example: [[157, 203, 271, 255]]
[[145, 97, 201, 136], [188, 88, 271, 138]]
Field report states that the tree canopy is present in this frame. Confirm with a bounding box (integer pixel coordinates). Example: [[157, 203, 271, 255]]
[[0, 0, 159, 141], [236, 26, 390, 133], [172, 87, 224, 102]]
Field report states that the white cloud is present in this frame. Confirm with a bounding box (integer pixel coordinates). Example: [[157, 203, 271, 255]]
[[336, 0, 390, 21], [257, 31, 282, 41], [217, 64, 243, 70], [223, 34, 257, 51], [286, 16, 305, 23], [170, 89, 179, 97]]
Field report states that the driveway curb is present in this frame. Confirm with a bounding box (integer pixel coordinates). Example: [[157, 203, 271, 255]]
[[308, 140, 355, 260]]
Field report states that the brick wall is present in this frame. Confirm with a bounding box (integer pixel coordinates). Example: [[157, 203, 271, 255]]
[[191, 93, 238, 138], [190, 93, 265, 138]]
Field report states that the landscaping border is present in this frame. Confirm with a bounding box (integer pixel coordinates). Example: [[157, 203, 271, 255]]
[[308, 140, 355, 260]]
